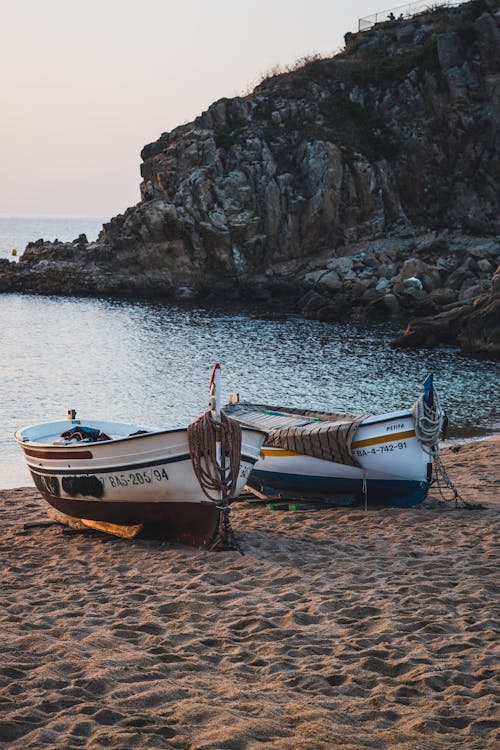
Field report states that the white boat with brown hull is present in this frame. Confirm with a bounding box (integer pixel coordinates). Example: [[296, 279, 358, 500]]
[[15, 369, 267, 546]]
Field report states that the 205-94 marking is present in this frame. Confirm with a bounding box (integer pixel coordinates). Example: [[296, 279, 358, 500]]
[[354, 441, 408, 457], [107, 468, 169, 488]]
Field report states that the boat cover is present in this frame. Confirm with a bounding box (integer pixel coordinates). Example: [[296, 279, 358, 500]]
[[223, 403, 371, 467]]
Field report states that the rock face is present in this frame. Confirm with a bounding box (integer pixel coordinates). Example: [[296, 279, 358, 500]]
[[0, 259, 16, 291], [3, 0, 500, 356]]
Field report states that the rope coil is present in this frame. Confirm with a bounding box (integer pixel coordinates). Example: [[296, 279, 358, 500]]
[[412, 389, 444, 450], [188, 410, 243, 550], [187, 410, 242, 502]]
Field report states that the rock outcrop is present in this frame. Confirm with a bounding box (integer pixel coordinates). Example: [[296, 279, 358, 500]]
[[3, 0, 500, 355], [390, 264, 500, 356]]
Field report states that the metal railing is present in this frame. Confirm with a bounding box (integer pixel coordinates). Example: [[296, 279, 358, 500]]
[[358, 1, 461, 31]]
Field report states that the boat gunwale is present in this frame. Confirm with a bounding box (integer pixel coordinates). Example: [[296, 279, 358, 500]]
[[14, 421, 268, 450], [224, 403, 414, 430], [360, 410, 413, 427]]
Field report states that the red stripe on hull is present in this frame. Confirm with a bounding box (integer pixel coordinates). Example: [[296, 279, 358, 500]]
[[41, 493, 220, 547], [24, 448, 94, 460]]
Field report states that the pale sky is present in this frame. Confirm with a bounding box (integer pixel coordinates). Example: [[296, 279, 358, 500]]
[[1, 0, 387, 218]]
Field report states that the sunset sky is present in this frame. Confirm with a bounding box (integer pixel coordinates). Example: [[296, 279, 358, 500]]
[[1, 0, 418, 218]]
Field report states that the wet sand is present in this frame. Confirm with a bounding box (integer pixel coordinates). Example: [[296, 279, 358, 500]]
[[1, 438, 499, 749]]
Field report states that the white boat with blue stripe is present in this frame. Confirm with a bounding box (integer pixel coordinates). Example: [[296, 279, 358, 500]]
[[223, 375, 445, 508]]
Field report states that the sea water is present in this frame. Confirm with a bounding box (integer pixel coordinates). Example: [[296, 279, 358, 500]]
[[0, 215, 104, 259], [0, 218, 499, 489]]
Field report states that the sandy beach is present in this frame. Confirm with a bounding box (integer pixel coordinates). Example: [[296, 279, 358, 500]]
[[1, 438, 499, 749]]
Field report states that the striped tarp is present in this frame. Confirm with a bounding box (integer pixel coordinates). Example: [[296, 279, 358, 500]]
[[224, 403, 370, 467]]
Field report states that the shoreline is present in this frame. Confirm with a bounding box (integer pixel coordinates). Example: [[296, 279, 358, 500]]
[[1, 440, 499, 748]]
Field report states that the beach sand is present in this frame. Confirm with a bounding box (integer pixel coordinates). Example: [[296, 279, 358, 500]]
[[1, 439, 499, 749]]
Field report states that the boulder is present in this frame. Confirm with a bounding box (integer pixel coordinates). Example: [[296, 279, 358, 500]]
[[318, 271, 343, 291], [457, 288, 500, 356], [428, 287, 457, 306], [317, 304, 343, 322], [447, 259, 477, 290], [394, 258, 442, 292], [477, 259, 492, 273], [458, 282, 489, 302], [304, 269, 329, 284], [391, 283, 500, 357], [382, 294, 401, 316], [326, 256, 354, 275], [390, 303, 469, 349], [375, 277, 391, 293]]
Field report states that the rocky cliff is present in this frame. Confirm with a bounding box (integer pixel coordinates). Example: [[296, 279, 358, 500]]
[[2, 0, 499, 355]]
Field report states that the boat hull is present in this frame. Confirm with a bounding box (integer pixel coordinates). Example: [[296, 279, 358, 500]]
[[246, 410, 432, 507], [16, 419, 266, 545], [36, 486, 220, 546], [248, 469, 429, 507]]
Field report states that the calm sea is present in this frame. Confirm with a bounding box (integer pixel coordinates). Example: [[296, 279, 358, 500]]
[[0, 217, 499, 489], [0, 215, 105, 259]]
